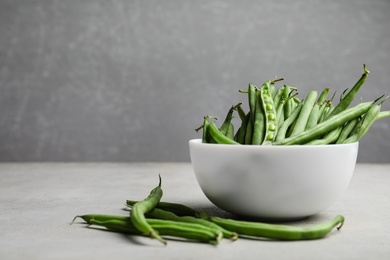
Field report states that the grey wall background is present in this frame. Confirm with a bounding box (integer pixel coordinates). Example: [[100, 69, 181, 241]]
[[1, 0, 390, 163]]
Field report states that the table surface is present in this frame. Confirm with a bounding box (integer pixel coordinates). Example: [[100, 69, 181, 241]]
[[0, 163, 389, 260]]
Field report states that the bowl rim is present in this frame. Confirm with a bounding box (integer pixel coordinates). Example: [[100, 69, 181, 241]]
[[189, 138, 359, 148]]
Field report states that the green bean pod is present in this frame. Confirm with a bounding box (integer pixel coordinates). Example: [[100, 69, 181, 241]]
[[126, 200, 201, 217], [237, 104, 247, 122], [130, 175, 166, 244], [200, 116, 213, 143], [275, 103, 303, 142], [336, 118, 359, 144], [219, 103, 241, 137], [208, 122, 239, 145], [210, 215, 344, 240], [252, 89, 266, 145], [226, 123, 235, 140], [355, 104, 382, 141], [327, 64, 369, 118], [305, 103, 320, 130], [244, 115, 253, 144], [323, 102, 335, 121], [274, 101, 373, 145], [305, 126, 343, 145], [143, 208, 238, 240], [317, 102, 329, 123], [248, 83, 257, 124], [276, 100, 285, 128], [148, 219, 223, 244], [236, 113, 250, 144], [89, 218, 222, 244], [219, 106, 235, 136], [289, 90, 318, 137], [73, 214, 130, 224], [375, 110, 390, 120], [273, 85, 286, 111], [317, 87, 330, 105], [259, 80, 279, 145], [342, 133, 359, 144]]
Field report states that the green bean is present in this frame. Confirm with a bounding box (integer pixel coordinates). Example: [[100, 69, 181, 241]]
[[208, 122, 239, 144], [317, 87, 330, 105], [260, 80, 281, 144], [318, 105, 330, 124], [130, 175, 166, 244], [305, 126, 343, 145], [275, 103, 303, 142], [269, 83, 275, 97], [305, 103, 320, 130], [226, 123, 235, 140], [236, 113, 250, 144], [285, 96, 295, 119], [88, 218, 222, 244], [317, 101, 328, 123], [210, 215, 344, 240], [342, 133, 358, 144], [293, 96, 302, 105], [197, 116, 215, 143], [336, 118, 359, 144], [276, 100, 285, 128], [281, 85, 291, 116], [247, 83, 257, 123], [339, 88, 349, 102], [323, 102, 335, 121], [274, 101, 373, 145], [219, 106, 235, 136], [237, 103, 246, 122], [149, 219, 222, 244], [252, 89, 265, 145], [375, 110, 390, 120], [327, 64, 369, 118], [90, 218, 141, 233], [219, 103, 241, 137], [72, 214, 129, 224], [289, 90, 318, 137], [244, 115, 253, 144], [126, 200, 200, 217], [142, 207, 237, 240], [273, 85, 286, 111], [355, 103, 382, 141], [344, 96, 386, 142]]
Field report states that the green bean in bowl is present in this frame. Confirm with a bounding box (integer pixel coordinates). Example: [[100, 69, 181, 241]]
[[190, 65, 390, 219], [196, 65, 390, 146]]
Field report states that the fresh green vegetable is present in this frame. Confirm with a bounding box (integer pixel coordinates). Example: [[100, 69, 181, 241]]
[[130, 175, 166, 244], [197, 65, 390, 145], [74, 176, 345, 245], [210, 215, 344, 240]]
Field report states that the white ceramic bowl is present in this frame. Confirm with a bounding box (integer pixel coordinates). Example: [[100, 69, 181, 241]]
[[189, 139, 358, 220]]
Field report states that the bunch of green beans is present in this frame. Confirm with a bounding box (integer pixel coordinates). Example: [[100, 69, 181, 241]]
[[72, 176, 345, 245], [197, 65, 390, 145]]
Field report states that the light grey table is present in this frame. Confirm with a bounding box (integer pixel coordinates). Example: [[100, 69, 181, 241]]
[[0, 163, 389, 260]]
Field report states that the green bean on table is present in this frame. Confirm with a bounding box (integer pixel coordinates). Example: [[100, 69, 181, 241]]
[[74, 175, 348, 245], [210, 215, 344, 240], [76, 215, 222, 244], [130, 175, 166, 244]]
